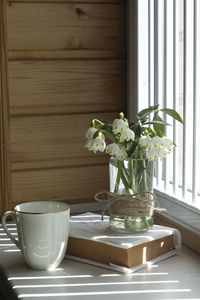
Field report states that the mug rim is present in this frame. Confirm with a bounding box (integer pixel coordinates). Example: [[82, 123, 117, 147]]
[[14, 201, 70, 215]]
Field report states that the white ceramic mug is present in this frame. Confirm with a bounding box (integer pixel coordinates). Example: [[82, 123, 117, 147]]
[[2, 201, 70, 270]]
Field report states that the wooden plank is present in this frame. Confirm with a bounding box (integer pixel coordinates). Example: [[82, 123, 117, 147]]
[[11, 164, 109, 204], [0, 0, 12, 215], [7, 3, 126, 51], [11, 155, 109, 171], [8, 49, 126, 60], [10, 112, 118, 169], [8, 59, 126, 115], [7, 0, 126, 3]]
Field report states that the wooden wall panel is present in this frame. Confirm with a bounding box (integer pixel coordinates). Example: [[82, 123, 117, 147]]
[[10, 112, 116, 170], [8, 60, 126, 115], [8, 0, 126, 3], [7, 0, 126, 5], [12, 164, 109, 203], [7, 3, 126, 51], [0, 0, 127, 214]]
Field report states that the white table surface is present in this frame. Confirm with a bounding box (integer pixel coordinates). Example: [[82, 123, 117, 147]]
[[1, 223, 200, 300]]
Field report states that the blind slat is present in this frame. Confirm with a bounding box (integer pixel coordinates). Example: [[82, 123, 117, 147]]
[[148, 0, 154, 108], [173, 0, 179, 195], [192, 0, 197, 203], [182, 0, 187, 200], [163, 0, 167, 190]]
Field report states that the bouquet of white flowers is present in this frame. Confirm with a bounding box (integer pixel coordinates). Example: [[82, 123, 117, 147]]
[[85, 104, 183, 162]]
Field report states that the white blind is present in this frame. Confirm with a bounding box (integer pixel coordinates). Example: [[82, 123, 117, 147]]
[[136, 0, 200, 208]]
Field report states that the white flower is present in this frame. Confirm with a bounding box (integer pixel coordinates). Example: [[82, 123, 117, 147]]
[[92, 137, 106, 153], [84, 137, 106, 153], [112, 119, 127, 134], [146, 147, 160, 160], [85, 127, 97, 140], [117, 145, 127, 159], [163, 137, 173, 151], [150, 136, 164, 149], [106, 143, 120, 156], [139, 135, 151, 148], [158, 147, 170, 160], [146, 136, 173, 160], [84, 139, 94, 151], [120, 128, 135, 142], [106, 143, 127, 159]]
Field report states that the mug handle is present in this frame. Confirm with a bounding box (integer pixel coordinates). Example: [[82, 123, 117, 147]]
[[2, 211, 20, 249]]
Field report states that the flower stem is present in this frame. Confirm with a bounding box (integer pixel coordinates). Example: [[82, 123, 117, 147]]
[[119, 161, 133, 194], [122, 164, 130, 185], [114, 165, 121, 193], [115, 160, 133, 195], [141, 159, 148, 192], [92, 119, 104, 128], [129, 159, 136, 192], [139, 151, 148, 193]]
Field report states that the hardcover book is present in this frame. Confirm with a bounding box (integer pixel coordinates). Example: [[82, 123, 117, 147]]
[[66, 213, 181, 270]]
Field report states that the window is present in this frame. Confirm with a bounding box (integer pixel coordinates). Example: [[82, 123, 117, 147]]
[[129, 0, 200, 232]]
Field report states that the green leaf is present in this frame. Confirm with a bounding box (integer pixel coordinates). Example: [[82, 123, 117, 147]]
[[129, 123, 141, 139], [143, 120, 171, 126], [101, 129, 118, 143], [109, 157, 118, 168], [153, 115, 165, 137], [140, 117, 148, 124], [137, 104, 159, 117], [126, 140, 139, 158], [159, 108, 183, 124], [129, 121, 138, 131], [103, 122, 112, 129]]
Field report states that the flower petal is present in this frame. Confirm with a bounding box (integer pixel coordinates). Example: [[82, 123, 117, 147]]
[[112, 119, 127, 134], [85, 127, 97, 139], [120, 128, 135, 142]]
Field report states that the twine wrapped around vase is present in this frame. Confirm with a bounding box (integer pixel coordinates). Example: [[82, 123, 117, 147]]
[[94, 191, 166, 220]]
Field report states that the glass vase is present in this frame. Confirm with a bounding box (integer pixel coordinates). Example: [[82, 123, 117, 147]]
[[109, 148, 154, 233]]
